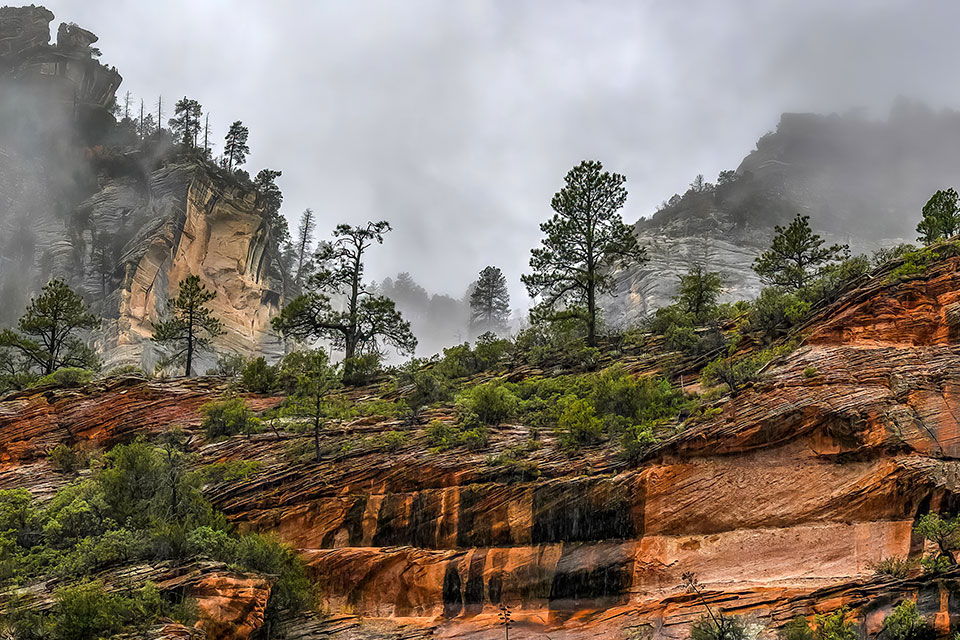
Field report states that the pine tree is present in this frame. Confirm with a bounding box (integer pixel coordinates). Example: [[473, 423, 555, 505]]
[[753, 214, 847, 291], [289, 349, 340, 461], [168, 97, 202, 147], [272, 221, 417, 382], [521, 160, 647, 346], [223, 121, 250, 170], [91, 232, 113, 298], [0, 279, 99, 375], [469, 266, 510, 336], [294, 208, 316, 284], [202, 113, 211, 159], [151, 275, 224, 376], [917, 188, 960, 244], [675, 264, 724, 321]]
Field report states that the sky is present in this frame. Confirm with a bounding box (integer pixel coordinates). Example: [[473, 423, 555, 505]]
[[39, 0, 960, 305]]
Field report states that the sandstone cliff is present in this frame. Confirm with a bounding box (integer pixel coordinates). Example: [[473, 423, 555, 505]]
[[0, 6, 283, 370], [5, 255, 960, 638]]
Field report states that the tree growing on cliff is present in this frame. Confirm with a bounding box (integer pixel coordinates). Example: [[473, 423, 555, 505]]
[[272, 221, 418, 383], [223, 121, 250, 170], [469, 266, 510, 336], [522, 160, 647, 346], [151, 275, 224, 376], [682, 572, 747, 640], [168, 97, 202, 147], [753, 214, 847, 291], [294, 209, 317, 285], [916, 188, 960, 244], [914, 512, 960, 570], [286, 349, 340, 461], [0, 279, 99, 377]]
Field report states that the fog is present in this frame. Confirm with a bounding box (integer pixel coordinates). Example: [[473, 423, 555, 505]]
[[23, 0, 960, 312]]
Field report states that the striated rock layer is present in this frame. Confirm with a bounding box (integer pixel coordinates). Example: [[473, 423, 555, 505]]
[[95, 164, 283, 371], [7, 258, 960, 637]]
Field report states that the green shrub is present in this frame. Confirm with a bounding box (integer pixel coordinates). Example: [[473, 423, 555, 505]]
[[32, 368, 95, 389], [872, 243, 917, 267], [486, 444, 541, 481], [778, 616, 813, 640], [51, 580, 127, 640], [746, 288, 807, 342], [869, 556, 910, 578], [46, 580, 182, 640], [457, 381, 519, 425], [885, 246, 937, 282], [803, 366, 819, 379], [805, 255, 871, 306], [689, 614, 747, 640], [201, 460, 262, 483], [592, 368, 686, 422], [555, 396, 603, 449], [232, 533, 315, 616], [812, 607, 857, 640], [881, 600, 933, 640], [427, 420, 456, 450], [241, 356, 277, 393], [701, 354, 762, 393], [702, 344, 794, 394], [459, 427, 490, 450], [621, 422, 659, 461], [664, 323, 699, 352], [400, 365, 450, 413], [213, 352, 247, 377], [200, 397, 261, 439], [426, 419, 489, 452], [49, 444, 83, 473], [101, 364, 145, 378], [342, 352, 383, 386], [1, 439, 314, 632], [187, 525, 238, 559], [473, 332, 511, 371], [370, 430, 407, 452], [513, 315, 600, 371]]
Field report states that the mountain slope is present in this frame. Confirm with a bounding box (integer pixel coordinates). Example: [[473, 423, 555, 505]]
[[4, 252, 960, 638]]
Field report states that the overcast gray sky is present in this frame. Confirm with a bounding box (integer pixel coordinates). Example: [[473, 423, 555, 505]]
[[40, 0, 960, 305]]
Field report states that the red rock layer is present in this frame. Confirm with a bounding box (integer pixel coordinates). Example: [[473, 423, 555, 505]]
[[8, 258, 960, 637]]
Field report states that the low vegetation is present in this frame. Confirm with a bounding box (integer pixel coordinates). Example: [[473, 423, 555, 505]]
[[0, 436, 315, 639]]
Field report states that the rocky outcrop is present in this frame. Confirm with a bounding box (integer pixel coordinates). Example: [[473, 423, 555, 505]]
[[0, 6, 283, 369], [95, 164, 283, 371]]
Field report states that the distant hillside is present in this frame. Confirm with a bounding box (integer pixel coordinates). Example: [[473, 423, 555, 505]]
[[609, 101, 960, 322]]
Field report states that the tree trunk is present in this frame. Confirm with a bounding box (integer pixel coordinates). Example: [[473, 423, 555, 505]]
[[586, 279, 597, 347], [185, 307, 194, 377], [313, 394, 322, 462]]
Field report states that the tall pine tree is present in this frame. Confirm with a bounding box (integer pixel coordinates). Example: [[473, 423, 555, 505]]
[[294, 208, 316, 285], [223, 121, 250, 170], [469, 266, 510, 336], [151, 275, 224, 376], [0, 279, 99, 376], [168, 97, 202, 147], [522, 160, 647, 346]]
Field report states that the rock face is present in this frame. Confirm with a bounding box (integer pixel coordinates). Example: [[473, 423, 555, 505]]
[[615, 105, 960, 320], [95, 164, 283, 371], [7, 257, 960, 637], [0, 6, 283, 369]]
